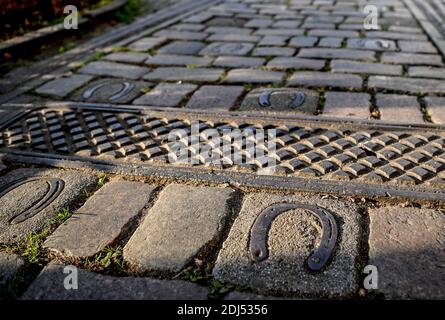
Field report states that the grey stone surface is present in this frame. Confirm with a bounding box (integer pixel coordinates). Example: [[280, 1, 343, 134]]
[[252, 47, 296, 57], [224, 69, 285, 84], [309, 29, 359, 38], [368, 76, 445, 94], [143, 67, 224, 83], [35, 75, 93, 98], [298, 48, 376, 61], [272, 20, 301, 29], [158, 41, 206, 55], [44, 180, 156, 258], [208, 34, 260, 43], [375, 94, 424, 124], [133, 83, 197, 107], [0, 252, 25, 286], [200, 42, 254, 56], [288, 72, 363, 89], [366, 31, 428, 41], [154, 30, 208, 41], [213, 56, 265, 68], [267, 57, 325, 70], [213, 192, 361, 297], [0, 163, 6, 174], [186, 85, 244, 111], [240, 88, 319, 114], [323, 92, 370, 119], [381, 53, 444, 66], [72, 78, 153, 104], [224, 292, 283, 300], [245, 18, 273, 28], [146, 54, 213, 67], [331, 60, 402, 76], [79, 61, 149, 80], [259, 35, 289, 46], [369, 207, 445, 299], [0, 169, 97, 244], [205, 27, 253, 35], [398, 41, 437, 53], [124, 184, 234, 273], [318, 37, 343, 48], [408, 67, 445, 80], [21, 263, 209, 300], [289, 36, 318, 47], [104, 52, 150, 64], [255, 29, 304, 36], [128, 37, 167, 52], [347, 38, 397, 51], [424, 97, 445, 124]]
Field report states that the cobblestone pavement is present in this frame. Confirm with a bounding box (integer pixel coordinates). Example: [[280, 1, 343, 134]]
[[0, 0, 444, 300]]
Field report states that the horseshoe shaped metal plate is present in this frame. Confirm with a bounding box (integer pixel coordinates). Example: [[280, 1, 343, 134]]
[[0, 177, 65, 224], [249, 203, 338, 271], [258, 90, 306, 109], [83, 81, 134, 101]]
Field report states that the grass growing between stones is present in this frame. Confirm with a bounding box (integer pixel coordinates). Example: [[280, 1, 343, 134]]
[[115, 0, 142, 24]]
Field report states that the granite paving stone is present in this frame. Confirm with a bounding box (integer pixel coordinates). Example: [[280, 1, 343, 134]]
[[369, 207, 445, 299], [289, 36, 318, 47], [375, 94, 424, 123], [398, 41, 438, 54], [207, 34, 260, 43], [133, 83, 197, 107], [318, 37, 343, 48], [252, 47, 296, 57], [158, 41, 206, 55], [423, 97, 445, 124], [224, 69, 285, 84], [79, 61, 149, 80], [240, 88, 319, 114], [323, 92, 370, 119], [366, 31, 428, 41], [145, 54, 213, 67], [44, 180, 156, 258], [186, 85, 244, 111], [381, 53, 444, 66], [288, 72, 363, 89], [346, 38, 397, 51], [143, 67, 224, 83], [259, 35, 289, 46], [21, 263, 209, 300], [408, 67, 445, 80], [298, 48, 376, 61], [213, 192, 361, 297], [124, 184, 234, 273], [254, 29, 305, 36], [213, 56, 266, 68], [35, 75, 94, 98], [103, 52, 150, 64], [267, 57, 325, 70], [245, 19, 274, 28], [0, 169, 97, 243], [331, 60, 403, 76], [154, 30, 208, 41], [128, 37, 167, 52], [368, 76, 445, 94], [200, 42, 254, 56]]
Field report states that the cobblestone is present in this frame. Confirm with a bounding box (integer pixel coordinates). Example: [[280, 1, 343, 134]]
[[79, 61, 149, 80], [288, 72, 363, 89], [375, 94, 424, 123], [369, 76, 445, 94], [347, 38, 397, 51], [408, 67, 445, 80], [423, 97, 445, 124], [381, 53, 444, 66], [369, 206, 445, 299], [224, 69, 285, 84], [252, 47, 295, 57], [158, 41, 206, 55], [213, 56, 265, 68], [186, 85, 244, 111], [398, 41, 438, 54], [318, 37, 343, 48], [143, 67, 224, 83], [289, 36, 318, 47], [104, 52, 150, 64], [331, 60, 403, 76], [267, 57, 325, 70], [44, 180, 156, 258], [21, 263, 209, 300], [128, 37, 166, 52], [0, 252, 25, 286], [124, 184, 234, 273], [133, 83, 197, 107], [298, 48, 376, 61], [323, 92, 370, 119], [200, 42, 254, 56], [35, 75, 93, 98], [146, 54, 213, 67]]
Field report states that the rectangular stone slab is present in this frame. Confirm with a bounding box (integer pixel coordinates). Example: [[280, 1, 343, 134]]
[[124, 184, 234, 273], [0, 168, 97, 244], [369, 206, 445, 299], [20, 263, 209, 300], [212, 192, 361, 297], [44, 180, 156, 258]]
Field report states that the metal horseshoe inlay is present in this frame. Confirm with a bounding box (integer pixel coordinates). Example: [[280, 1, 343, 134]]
[[83, 81, 134, 101], [249, 203, 338, 271], [259, 90, 306, 109], [0, 177, 65, 224]]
